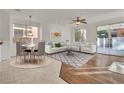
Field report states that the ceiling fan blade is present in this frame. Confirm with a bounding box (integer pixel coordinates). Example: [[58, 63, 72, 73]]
[[82, 22, 87, 24], [80, 19, 86, 21]]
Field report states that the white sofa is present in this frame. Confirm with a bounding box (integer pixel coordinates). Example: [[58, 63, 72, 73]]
[[80, 44, 96, 54], [45, 41, 67, 54], [71, 42, 96, 54], [45, 42, 96, 54], [45, 45, 66, 54]]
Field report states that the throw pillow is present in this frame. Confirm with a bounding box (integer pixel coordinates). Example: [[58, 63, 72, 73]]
[[55, 43, 61, 47]]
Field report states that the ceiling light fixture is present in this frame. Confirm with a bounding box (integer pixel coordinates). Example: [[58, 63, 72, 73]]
[[27, 15, 33, 36], [71, 17, 87, 25]]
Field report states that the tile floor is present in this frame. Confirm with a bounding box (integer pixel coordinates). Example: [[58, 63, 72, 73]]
[[0, 56, 67, 84], [97, 47, 124, 56]]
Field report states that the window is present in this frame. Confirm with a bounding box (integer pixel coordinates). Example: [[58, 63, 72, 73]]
[[97, 22, 124, 50], [74, 29, 86, 42], [13, 24, 38, 42]]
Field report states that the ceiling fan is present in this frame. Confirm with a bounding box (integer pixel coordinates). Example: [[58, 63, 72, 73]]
[[71, 17, 87, 25]]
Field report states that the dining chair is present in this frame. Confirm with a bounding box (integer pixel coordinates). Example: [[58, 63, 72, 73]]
[[34, 41, 45, 64], [16, 42, 27, 64], [24, 49, 32, 63], [22, 43, 36, 63]]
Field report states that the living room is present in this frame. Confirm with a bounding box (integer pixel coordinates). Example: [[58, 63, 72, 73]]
[[0, 9, 124, 84]]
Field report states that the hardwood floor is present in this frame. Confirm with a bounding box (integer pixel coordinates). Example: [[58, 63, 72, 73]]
[[60, 53, 124, 84]]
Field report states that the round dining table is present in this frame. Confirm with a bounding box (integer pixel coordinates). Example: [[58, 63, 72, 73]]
[[22, 43, 36, 49]]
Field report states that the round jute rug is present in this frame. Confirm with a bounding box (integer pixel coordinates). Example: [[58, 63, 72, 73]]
[[10, 56, 53, 69]]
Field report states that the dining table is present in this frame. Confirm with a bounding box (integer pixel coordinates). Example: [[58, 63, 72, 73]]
[[22, 43, 36, 49]]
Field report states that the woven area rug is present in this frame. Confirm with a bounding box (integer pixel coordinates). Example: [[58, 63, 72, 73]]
[[48, 51, 94, 68], [10, 56, 53, 69]]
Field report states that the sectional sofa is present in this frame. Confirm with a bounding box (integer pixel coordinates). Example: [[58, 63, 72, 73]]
[[45, 42, 96, 54]]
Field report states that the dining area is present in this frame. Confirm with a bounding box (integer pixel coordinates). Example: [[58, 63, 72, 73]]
[[9, 15, 52, 68], [17, 41, 45, 63], [9, 39, 50, 68]]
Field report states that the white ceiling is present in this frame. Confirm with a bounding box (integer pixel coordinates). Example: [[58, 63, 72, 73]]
[[4, 9, 123, 24]]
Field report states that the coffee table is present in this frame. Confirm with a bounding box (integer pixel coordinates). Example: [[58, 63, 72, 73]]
[[66, 44, 74, 56], [66, 49, 74, 55]]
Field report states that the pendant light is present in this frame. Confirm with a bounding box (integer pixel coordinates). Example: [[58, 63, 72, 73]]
[[27, 15, 33, 36]]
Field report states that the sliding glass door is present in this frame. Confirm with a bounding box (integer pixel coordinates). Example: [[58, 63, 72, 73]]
[[97, 23, 124, 56]]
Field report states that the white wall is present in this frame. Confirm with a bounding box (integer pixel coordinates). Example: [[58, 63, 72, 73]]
[[49, 24, 71, 42], [42, 24, 72, 43], [0, 10, 10, 60], [86, 24, 97, 43], [42, 24, 51, 42]]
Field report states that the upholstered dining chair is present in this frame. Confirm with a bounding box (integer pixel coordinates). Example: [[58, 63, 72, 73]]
[[16, 42, 27, 64], [33, 41, 45, 64]]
